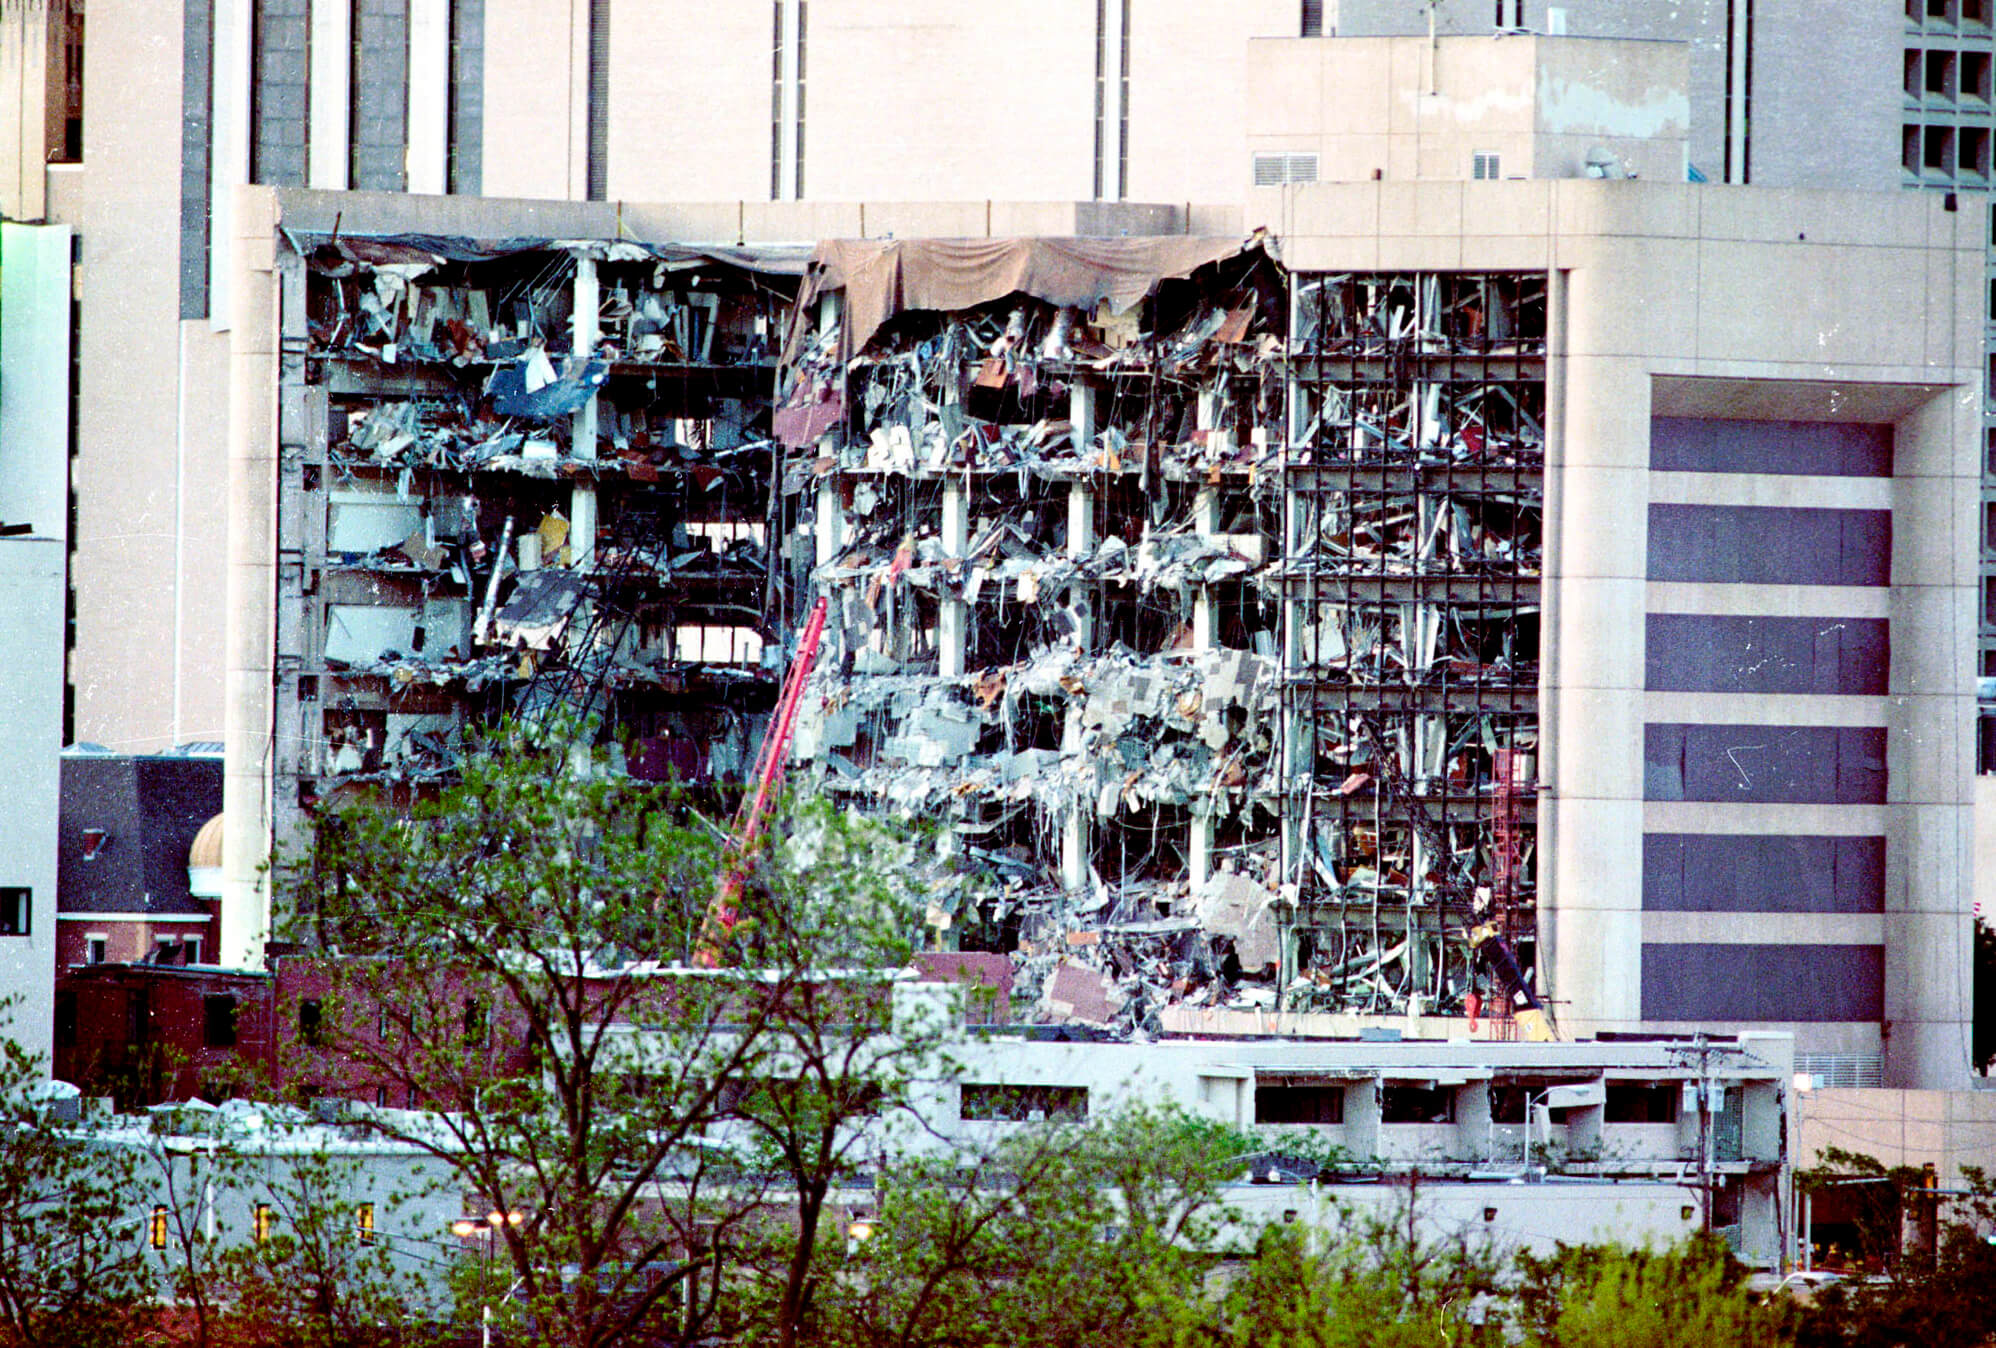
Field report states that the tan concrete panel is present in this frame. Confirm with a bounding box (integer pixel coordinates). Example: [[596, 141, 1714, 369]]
[[806, 0, 1094, 202], [1541, 799, 1645, 1022], [1640, 912, 1886, 945], [1891, 476, 1976, 589], [1695, 240, 1932, 369], [860, 202, 991, 239], [605, 2, 768, 202], [1645, 582, 1892, 618], [1889, 586, 1978, 697], [1376, 180, 1463, 238], [1559, 235, 1698, 360], [1558, 354, 1653, 470], [1924, 236, 1985, 375], [1554, 465, 1648, 577], [1371, 233, 1463, 270], [481, 0, 580, 201], [737, 200, 864, 241], [1549, 686, 1646, 800], [1647, 472, 1894, 510], [1454, 233, 1552, 270], [1896, 383, 1981, 481], [1696, 185, 1937, 249], [1548, 180, 1692, 238], [70, 0, 187, 751], [1240, 36, 1327, 140], [1552, 576, 1646, 691], [175, 322, 234, 745], [1642, 801, 1893, 834], [615, 202, 752, 243], [1641, 693, 1888, 728], [1882, 805, 1974, 913]]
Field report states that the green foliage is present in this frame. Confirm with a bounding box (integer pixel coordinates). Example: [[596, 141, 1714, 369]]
[[0, 1004, 149, 1348], [810, 1104, 1246, 1348], [275, 736, 955, 1348], [1515, 1236, 1787, 1348], [1160, 1212, 1507, 1348]]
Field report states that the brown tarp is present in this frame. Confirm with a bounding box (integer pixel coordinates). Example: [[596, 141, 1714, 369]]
[[792, 235, 1251, 360]]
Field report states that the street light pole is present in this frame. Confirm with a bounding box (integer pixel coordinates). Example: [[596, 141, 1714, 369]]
[[451, 1207, 524, 1348]]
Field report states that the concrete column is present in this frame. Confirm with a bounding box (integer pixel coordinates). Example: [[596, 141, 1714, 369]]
[[815, 478, 843, 567], [1188, 468, 1218, 887], [569, 254, 599, 568], [406, 0, 451, 195], [1061, 803, 1091, 893], [220, 187, 283, 969], [940, 476, 967, 677], [1067, 382, 1097, 652], [1192, 482, 1220, 651], [1188, 812, 1213, 888], [307, 0, 351, 189]]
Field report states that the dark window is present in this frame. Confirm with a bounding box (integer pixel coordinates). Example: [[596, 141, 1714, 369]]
[[298, 998, 324, 1047], [1649, 417, 1893, 477], [1605, 1083, 1681, 1123], [180, 0, 214, 318], [1380, 1084, 1455, 1124], [54, 992, 76, 1049], [1302, 0, 1323, 36], [447, 0, 484, 194], [794, 0, 807, 199], [1641, 943, 1884, 1021], [462, 998, 487, 1047], [1646, 504, 1891, 586], [1255, 1083, 1345, 1124], [1645, 614, 1888, 696], [249, 0, 309, 187], [1643, 834, 1884, 914], [959, 1083, 1089, 1121], [0, 888, 29, 936], [203, 995, 238, 1048], [1643, 724, 1887, 805], [350, 0, 410, 191]]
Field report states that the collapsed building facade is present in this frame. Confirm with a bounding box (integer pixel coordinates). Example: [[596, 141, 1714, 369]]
[[775, 241, 1547, 1035], [252, 223, 1549, 1036], [217, 182, 1980, 1086]]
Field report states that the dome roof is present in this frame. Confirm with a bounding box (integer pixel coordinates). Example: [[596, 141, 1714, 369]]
[[188, 813, 224, 874]]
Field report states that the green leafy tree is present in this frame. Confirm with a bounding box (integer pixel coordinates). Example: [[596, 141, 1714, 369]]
[[0, 1006, 149, 1348], [276, 736, 952, 1348], [715, 802, 962, 1348], [813, 1103, 1247, 1348], [1514, 1235, 1788, 1348]]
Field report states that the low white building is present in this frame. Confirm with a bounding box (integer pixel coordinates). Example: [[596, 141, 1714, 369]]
[[905, 1023, 1796, 1264]]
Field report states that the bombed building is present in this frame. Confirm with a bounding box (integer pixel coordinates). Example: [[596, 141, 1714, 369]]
[[204, 181, 1980, 1089]]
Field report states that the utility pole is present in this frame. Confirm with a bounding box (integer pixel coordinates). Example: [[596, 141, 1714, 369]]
[[1696, 1037, 1718, 1232], [1670, 1035, 1720, 1233]]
